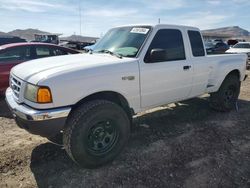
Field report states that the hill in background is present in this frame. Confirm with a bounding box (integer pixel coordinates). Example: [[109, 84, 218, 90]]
[[0, 31, 8, 36], [0, 29, 98, 42], [202, 26, 250, 37], [8, 29, 50, 41]]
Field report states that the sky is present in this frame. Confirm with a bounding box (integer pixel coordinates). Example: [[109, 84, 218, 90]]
[[0, 0, 249, 37]]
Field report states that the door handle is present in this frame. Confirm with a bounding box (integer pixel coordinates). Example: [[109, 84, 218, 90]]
[[122, 76, 135, 81], [183, 65, 191, 70]]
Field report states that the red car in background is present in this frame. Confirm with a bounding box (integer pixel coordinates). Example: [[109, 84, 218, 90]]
[[0, 42, 80, 95]]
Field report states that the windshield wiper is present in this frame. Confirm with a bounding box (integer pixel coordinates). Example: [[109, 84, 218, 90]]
[[96, 49, 122, 59]]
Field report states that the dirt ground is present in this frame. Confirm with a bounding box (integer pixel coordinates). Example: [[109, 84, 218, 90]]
[[0, 72, 250, 188]]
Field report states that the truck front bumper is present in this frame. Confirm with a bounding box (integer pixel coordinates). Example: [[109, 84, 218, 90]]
[[5, 88, 71, 138]]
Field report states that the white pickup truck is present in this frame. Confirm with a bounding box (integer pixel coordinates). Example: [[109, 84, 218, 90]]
[[6, 24, 248, 168]]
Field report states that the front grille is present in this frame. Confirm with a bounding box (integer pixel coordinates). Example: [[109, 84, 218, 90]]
[[10, 75, 22, 99]]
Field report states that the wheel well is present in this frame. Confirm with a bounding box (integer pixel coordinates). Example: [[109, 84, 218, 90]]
[[226, 69, 240, 80], [73, 91, 134, 118]]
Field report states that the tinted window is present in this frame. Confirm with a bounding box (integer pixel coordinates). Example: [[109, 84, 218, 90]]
[[51, 48, 67, 56], [0, 46, 31, 62], [188, 30, 205, 57], [36, 46, 50, 57], [145, 29, 185, 63]]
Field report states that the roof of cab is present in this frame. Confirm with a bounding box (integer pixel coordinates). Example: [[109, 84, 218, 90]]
[[112, 24, 200, 31]]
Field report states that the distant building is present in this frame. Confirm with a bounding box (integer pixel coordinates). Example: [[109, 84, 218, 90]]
[[33, 33, 62, 44]]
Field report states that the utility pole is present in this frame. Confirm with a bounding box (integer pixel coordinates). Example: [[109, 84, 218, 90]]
[[79, 1, 82, 36], [158, 18, 161, 24]]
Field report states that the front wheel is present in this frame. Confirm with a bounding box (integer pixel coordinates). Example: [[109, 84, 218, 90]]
[[63, 100, 130, 168], [210, 74, 240, 112], [47, 133, 63, 146]]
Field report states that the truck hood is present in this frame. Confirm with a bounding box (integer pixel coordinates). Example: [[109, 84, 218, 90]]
[[11, 53, 134, 84]]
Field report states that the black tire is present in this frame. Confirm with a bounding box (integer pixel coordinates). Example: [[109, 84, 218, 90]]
[[210, 74, 240, 112], [63, 100, 130, 168], [47, 133, 63, 146]]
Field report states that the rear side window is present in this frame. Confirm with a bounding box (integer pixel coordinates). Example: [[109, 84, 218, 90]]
[[145, 29, 186, 63], [0, 46, 31, 62], [188, 30, 205, 57], [36, 46, 51, 57]]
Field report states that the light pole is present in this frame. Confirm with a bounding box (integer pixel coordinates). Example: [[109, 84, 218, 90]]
[[79, 1, 82, 36]]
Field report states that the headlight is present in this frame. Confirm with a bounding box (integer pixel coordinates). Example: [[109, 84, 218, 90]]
[[24, 84, 38, 102], [24, 83, 52, 103]]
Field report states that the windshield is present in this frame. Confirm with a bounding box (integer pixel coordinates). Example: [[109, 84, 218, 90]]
[[93, 26, 151, 58], [233, 43, 250, 48]]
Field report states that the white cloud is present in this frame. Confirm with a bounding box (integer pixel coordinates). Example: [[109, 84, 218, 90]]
[[164, 11, 230, 30], [85, 9, 138, 18], [232, 0, 250, 3], [207, 0, 222, 5], [140, 0, 186, 10], [0, 0, 66, 12]]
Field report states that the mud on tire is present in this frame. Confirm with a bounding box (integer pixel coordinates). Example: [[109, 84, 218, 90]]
[[63, 100, 130, 168]]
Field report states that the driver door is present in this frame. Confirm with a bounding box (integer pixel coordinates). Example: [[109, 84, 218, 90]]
[[139, 28, 193, 108]]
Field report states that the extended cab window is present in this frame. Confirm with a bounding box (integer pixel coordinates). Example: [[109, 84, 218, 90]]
[[188, 30, 205, 57], [144, 29, 186, 63]]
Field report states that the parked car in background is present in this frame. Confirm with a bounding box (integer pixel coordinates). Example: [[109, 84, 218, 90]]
[[214, 39, 223, 43], [59, 41, 81, 50], [226, 42, 250, 68], [206, 42, 229, 54], [0, 36, 26, 46], [226, 42, 250, 59], [0, 42, 80, 95], [205, 42, 215, 54], [83, 44, 95, 52], [32, 33, 61, 44], [227, 39, 238, 47], [60, 41, 94, 50]]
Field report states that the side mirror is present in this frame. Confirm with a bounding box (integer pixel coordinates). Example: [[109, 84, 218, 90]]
[[150, 48, 167, 62]]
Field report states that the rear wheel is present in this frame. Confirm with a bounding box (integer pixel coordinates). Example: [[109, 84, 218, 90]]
[[210, 74, 240, 112], [63, 100, 130, 168]]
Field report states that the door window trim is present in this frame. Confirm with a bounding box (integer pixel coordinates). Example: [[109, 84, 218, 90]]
[[144, 28, 186, 64]]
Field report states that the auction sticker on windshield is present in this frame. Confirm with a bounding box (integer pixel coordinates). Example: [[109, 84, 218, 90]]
[[130, 27, 149, 34]]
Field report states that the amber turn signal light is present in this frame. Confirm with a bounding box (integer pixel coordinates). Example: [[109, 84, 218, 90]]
[[37, 87, 52, 103]]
